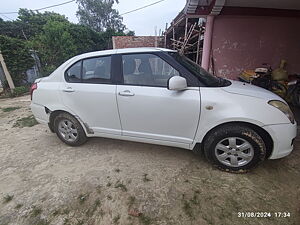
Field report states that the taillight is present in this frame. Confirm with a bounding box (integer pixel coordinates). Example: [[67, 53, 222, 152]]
[[30, 83, 37, 100]]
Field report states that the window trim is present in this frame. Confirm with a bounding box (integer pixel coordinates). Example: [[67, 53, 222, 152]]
[[64, 60, 82, 83], [118, 52, 202, 88], [158, 52, 203, 87], [64, 55, 113, 84]]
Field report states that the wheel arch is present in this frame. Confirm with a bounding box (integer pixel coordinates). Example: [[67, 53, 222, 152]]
[[48, 109, 92, 135], [195, 121, 274, 159], [48, 110, 67, 132]]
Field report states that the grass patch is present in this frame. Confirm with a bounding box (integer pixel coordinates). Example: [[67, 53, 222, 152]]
[[115, 181, 127, 192], [190, 193, 199, 205], [139, 214, 152, 225], [128, 196, 136, 208], [182, 200, 193, 218], [52, 209, 60, 216], [94, 198, 101, 207], [194, 190, 200, 194], [113, 214, 120, 224], [31, 206, 42, 217], [62, 208, 70, 214], [34, 218, 49, 225], [63, 218, 69, 225], [96, 185, 102, 194], [115, 180, 127, 192], [142, 173, 152, 182], [86, 198, 101, 216], [10, 86, 29, 97], [76, 220, 84, 225], [99, 208, 105, 217], [3, 194, 13, 203], [13, 115, 38, 128], [2, 106, 21, 112], [15, 203, 23, 209]]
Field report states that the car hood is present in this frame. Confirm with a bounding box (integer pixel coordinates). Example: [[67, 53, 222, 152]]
[[221, 80, 283, 101]]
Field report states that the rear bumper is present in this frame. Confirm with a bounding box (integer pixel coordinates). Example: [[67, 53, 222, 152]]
[[263, 122, 297, 159], [30, 102, 49, 124]]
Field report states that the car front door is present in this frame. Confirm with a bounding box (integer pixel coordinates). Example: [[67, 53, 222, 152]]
[[60, 55, 121, 135], [116, 53, 200, 144]]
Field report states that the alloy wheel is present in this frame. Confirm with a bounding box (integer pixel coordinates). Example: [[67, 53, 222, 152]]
[[58, 119, 78, 142], [214, 137, 254, 167]]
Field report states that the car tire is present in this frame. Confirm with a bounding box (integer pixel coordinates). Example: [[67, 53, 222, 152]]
[[203, 124, 266, 173], [54, 112, 87, 146]]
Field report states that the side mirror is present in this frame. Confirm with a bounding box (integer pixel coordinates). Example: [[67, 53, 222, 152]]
[[168, 76, 187, 91]]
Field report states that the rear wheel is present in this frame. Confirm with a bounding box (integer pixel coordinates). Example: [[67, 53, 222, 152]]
[[54, 112, 87, 146], [203, 124, 266, 173]]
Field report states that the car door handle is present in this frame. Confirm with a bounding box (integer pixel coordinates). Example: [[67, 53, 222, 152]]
[[63, 87, 75, 92], [119, 90, 135, 96]]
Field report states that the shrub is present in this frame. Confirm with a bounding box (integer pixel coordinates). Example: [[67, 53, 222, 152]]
[[0, 35, 34, 86], [10, 86, 29, 97]]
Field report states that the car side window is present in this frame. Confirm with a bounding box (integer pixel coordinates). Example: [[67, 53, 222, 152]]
[[65, 61, 81, 82], [122, 54, 179, 87], [65, 56, 111, 83], [82, 56, 111, 83]]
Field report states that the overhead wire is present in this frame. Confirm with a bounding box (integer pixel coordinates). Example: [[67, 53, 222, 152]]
[[0, 14, 13, 20], [0, 0, 166, 20], [0, 0, 75, 14], [120, 0, 166, 16]]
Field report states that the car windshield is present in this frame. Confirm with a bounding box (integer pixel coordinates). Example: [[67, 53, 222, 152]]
[[169, 52, 230, 87]]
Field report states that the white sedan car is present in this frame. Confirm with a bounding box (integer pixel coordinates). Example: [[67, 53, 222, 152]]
[[30, 48, 297, 172]]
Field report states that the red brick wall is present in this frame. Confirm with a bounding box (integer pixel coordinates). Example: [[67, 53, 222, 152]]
[[112, 36, 163, 49]]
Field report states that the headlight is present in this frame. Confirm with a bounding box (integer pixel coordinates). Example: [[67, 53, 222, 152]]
[[268, 100, 295, 124]]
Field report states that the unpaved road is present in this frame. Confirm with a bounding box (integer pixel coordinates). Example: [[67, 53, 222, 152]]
[[0, 95, 299, 225]]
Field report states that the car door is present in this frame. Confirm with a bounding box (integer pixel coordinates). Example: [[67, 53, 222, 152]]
[[60, 55, 121, 135], [116, 53, 200, 144]]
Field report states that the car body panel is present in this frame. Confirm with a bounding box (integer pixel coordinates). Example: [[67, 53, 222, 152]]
[[60, 82, 121, 135], [117, 85, 200, 144], [263, 122, 297, 159], [222, 80, 283, 101]]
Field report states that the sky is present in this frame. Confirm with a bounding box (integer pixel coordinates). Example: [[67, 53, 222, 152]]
[[0, 0, 186, 35]]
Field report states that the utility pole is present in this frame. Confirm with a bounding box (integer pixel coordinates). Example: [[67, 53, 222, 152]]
[[0, 51, 15, 93], [154, 26, 158, 47]]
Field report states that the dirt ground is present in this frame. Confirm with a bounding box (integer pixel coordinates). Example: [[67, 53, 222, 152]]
[[0, 95, 299, 225]]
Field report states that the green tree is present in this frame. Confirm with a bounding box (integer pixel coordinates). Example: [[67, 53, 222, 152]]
[[67, 23, 106, 53], [18, 9, 69, 39], [30, 20, 77, 76], [76, 0, 126, 32], [0, 35, 34, 86], [0, 18, 24, 39], [0, 7, 135, 78], [30, 20, 113, 76], [0, 9, 68, 40]]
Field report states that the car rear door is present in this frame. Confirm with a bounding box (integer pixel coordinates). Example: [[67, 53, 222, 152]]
[[60, 54, 121, 135], [116, 53, 200, 144]]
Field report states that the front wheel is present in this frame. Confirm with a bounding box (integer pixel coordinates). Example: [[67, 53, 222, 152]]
[[54, 112, 87, 146], [203, 124, 266, 173]]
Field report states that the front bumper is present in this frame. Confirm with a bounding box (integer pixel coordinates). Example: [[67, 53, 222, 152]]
[[263, 122, 297, 159]]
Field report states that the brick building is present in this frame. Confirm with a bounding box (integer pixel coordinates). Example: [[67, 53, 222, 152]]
[[112, 36, 163, 49]]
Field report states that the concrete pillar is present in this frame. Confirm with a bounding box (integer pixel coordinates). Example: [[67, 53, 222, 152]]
[[201, 15, 215, 70]]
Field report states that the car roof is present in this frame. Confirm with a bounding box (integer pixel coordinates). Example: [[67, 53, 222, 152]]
[[116, 47, 176, 54], [76, 47, 176, 59]]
